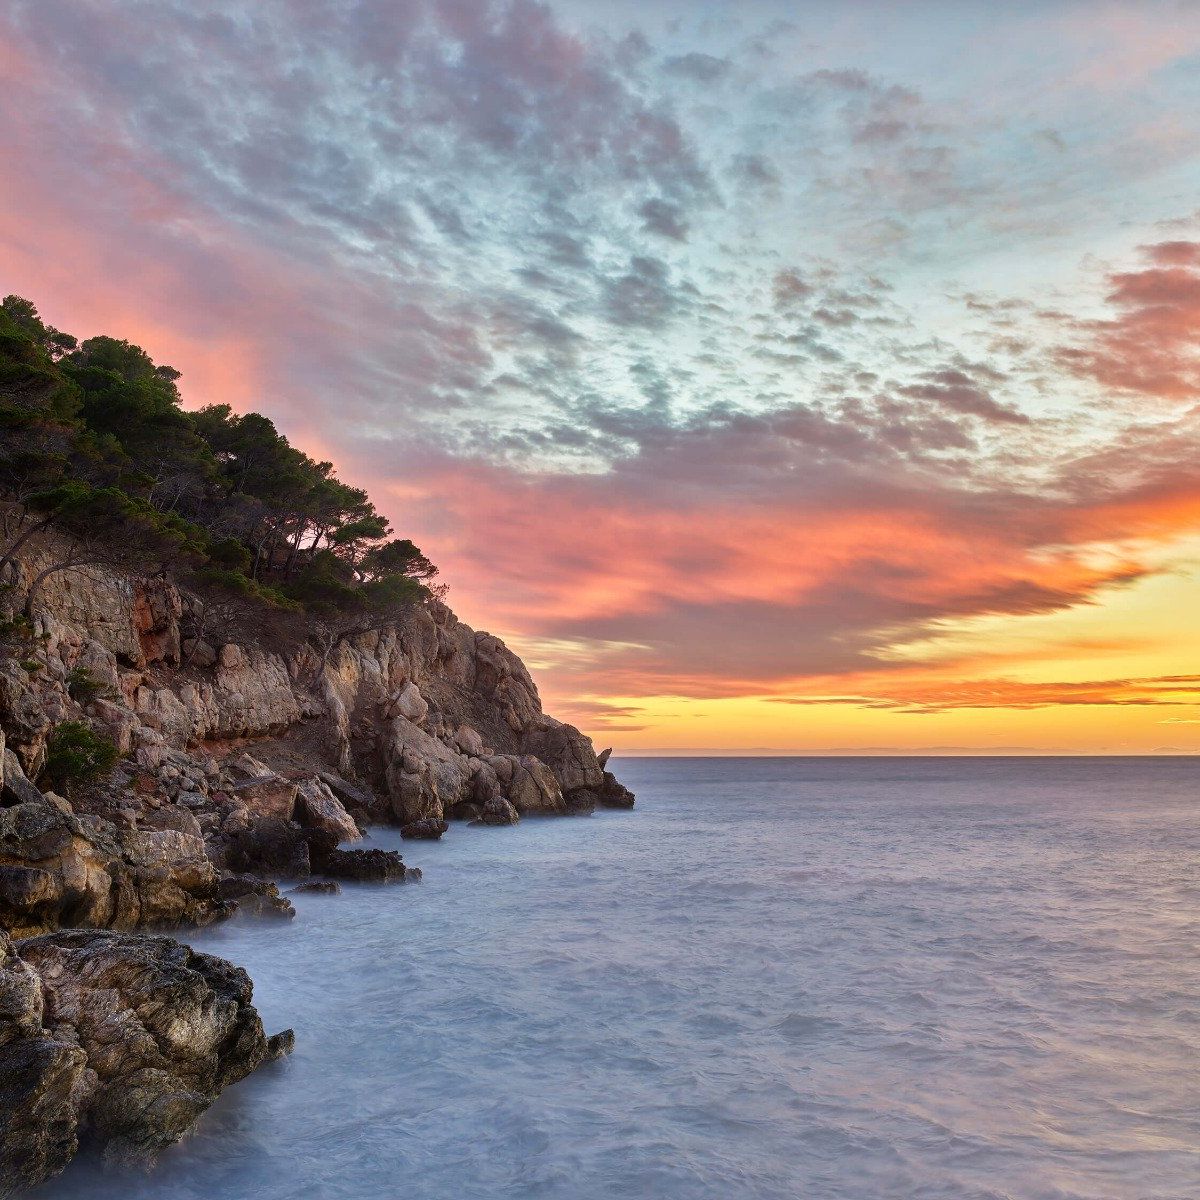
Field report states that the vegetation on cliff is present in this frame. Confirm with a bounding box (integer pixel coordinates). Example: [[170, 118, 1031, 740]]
[[0, 294, 439, 634]]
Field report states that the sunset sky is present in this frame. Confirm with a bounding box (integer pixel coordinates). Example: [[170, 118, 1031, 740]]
[[3, 1, 1200, 753]]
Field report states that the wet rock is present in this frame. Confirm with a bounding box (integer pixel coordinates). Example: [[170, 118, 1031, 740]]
[[221, 815, 310, 880], [400, 818, 448, 840], [218, 874, 295, 919], [447, 801, 483, 822], [0, 929, 289, 1192], [289, 880, 341, 895], [320, 848, 419, 883]]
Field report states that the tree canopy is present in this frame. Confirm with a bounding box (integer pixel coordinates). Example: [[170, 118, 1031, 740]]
[[0, 295, 440, 630]]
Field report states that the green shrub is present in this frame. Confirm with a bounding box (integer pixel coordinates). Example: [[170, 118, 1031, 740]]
[[66, 666, 110, 703], [20, 659, 41, 673], [41, 721, 118, 792]]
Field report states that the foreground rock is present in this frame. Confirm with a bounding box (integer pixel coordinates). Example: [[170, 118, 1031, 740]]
[[0, 788, 227, 938], [0, 929, 291, 1195]]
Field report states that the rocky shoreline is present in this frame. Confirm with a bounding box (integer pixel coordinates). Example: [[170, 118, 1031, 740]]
[[0, 547, 633, 1192]]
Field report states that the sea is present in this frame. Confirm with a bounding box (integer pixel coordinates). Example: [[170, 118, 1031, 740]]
[[40, 756, 1200, 1200]]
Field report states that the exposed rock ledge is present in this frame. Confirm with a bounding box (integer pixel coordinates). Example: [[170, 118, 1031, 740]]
[[0, 929, 292, 1196]]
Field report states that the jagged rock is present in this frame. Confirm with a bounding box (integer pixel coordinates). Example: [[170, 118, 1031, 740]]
[[566, 771, 636, 812], [564, 791, 596, 816], [0, 929, 291, 1192], [497, 754, 565, 815], [289, 880, 341, 895], [389, 681, 428, 724], [320, 848, 418, 883], [142, 806, 203, 839], [597, 771, 636, 809], [221, 815, 310, 879], [0, 797, 226, 937], [295, 779, 359, 844], [400, 818, 448, 840], [1, 750, 43, 809], [218, 874, 295, 919], [447, 801, 483, 822], [520, 718, 606, 794], [471, 796, 520, 827], [596, 747, 612, 769], [228, 775, 298, 821]]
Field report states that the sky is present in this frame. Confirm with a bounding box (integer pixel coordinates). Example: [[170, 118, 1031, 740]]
[[3, 0, 1200, 754]]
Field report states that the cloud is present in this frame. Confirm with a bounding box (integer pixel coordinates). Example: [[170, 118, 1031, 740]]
[[1058, 240, 1200, 400], [4, 0, 1200, 737]]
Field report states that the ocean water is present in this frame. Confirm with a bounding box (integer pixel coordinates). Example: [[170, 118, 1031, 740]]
[[40, 756, 1200, 1200]]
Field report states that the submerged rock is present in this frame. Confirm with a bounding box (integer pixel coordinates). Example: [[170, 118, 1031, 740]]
[[0, 929, 291, 1194]]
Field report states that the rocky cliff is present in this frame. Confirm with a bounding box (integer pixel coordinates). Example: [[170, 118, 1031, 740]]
[[0, 540, 634, 1191]]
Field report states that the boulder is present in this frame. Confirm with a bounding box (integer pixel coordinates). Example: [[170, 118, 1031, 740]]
[[471, 796, 519, 827], [320, 848, 419, 883], [294, 779, 359, 844], [0, 797, 225, 937], [400, 818, 448, 840], [218, 874, 296, 920], [228, 776, 298, 822], [0, 929, 292, 1192]]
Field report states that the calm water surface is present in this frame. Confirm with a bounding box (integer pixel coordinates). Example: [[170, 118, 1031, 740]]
[[42, 757, 1200, 1199]]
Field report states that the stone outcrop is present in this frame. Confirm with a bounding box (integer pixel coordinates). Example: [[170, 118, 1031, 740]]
[[0, 792, 226, 938], [1, 549, 632, 841], [0, 928, 291, 1195], [0, 537, 633, 1191]]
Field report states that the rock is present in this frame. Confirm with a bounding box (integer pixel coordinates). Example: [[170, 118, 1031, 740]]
[[564, 791, 596, 816], [218, 874, 295, 919], [295, 779, 359, 844], [597, 771, 636, 809], [289, 880, 341, 895], [471, 796, 519, 827], [499, 754, 565, 815], [400, 818, 448, 840], [318, 771, 376, 815], [520, 719, 606, 794], [142, 806, 203, 839], [596, 747, 612, 769], [0, 929, 290, 1190], [391, 681, 428, 724], [1, 750, 43, 809], [221, 815, 310, 880], [0, 798, 226, 937], [447, 801, 483, 822], [228, 776, 298, 821], [454, 724, 485, 756], [320, 848, 418, 883]]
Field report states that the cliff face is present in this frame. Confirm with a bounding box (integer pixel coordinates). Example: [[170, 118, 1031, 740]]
[[0, 546, 634, 1191], [0, 546, 633, 935]]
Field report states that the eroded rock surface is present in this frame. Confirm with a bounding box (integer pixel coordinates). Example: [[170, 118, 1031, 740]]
[[0, 929, 291, 1195]]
